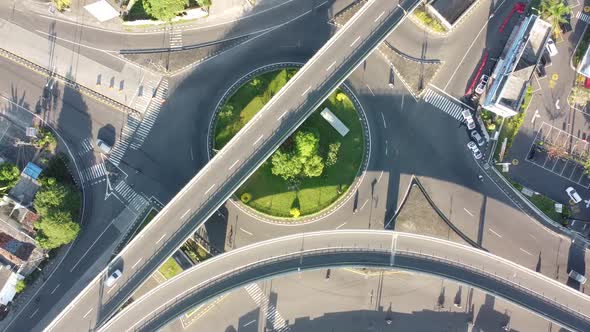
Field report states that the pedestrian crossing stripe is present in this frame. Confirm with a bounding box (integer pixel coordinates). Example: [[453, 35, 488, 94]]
[[577, 11, 590, 24], [244, 284, 290, 332], [423, 89, 465, 121]]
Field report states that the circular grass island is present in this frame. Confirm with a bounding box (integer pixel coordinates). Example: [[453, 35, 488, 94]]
[[213, 67, 366, 219]]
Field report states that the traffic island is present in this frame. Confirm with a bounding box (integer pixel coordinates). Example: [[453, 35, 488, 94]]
[[210, 65, 368, 222]]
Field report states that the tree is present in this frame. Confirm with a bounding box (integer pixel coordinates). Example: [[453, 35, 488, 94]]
[[294, 130, 319, 160], [35, 211, 80, 249], [0, 162, 20, 190], [271, 150, 302, 181], [34, 181, 80, 219], [143, 0, 189, 21], [34, 127, 56, 150], [290, 208, 301, 218], [326, 142, 341, 167], [569, 86, 590, 106], [540, 0, 572, 36], [303, 155, 324, 177], [196, 0, 212, 7], [584, 158, 590, 175], [53, 0, 71, 11], [547, 145, 568, 159]]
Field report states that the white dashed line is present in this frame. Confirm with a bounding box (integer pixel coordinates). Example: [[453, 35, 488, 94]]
[[131, 258, 143, 269], [50, 284, 60, 294], [278, 111, 287, 121], [326, 61, 336, 71], [181, 209, 191, 219], [204, 184, 216, 195], [366, 83, 375, 96], [335, 222, 347, 229], [377, 170, 384, 183], [156, 234, 167, 244], [385, 140, 388, 156], [29, 309, 39, 318], [380, 112, 386, 128], [301, 86, 311, 96], [229, 159, 240, 170], [488, 228, 502, 238], [83, 308, 93, 318], [463, 208, 474, 217], [361, 199, 369, 210], [350, 36, 361, 47], [253, 134, 264, 145], [520, 248, 533, 256], [374, 11, 385, 22], [240, 227, 253, 235], [529, 234, 537, 240]]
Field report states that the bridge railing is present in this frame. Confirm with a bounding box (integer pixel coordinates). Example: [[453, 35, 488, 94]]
[[127, 246, 590, 331]]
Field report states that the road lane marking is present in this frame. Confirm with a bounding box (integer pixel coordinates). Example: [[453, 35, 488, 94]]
[[374, 11, 385, 22], [380, 112, 386, 128], [326, 61, 336, 71], [488, 228, 502, 238], [50, 284, 60, 294], [301, 86, 311, 96], [253, 134, 264, 145], [239, 227, 253, 235], [243, 319, 257, 327], [315, 0, 328, 8], [463, 208, 474, 217], [385, 140, 388, 156], [29, 309, 39, 318], [277, 111, 287, 121], [131, 258, 143, 269], [520, 248, 533, 256], [366, 83, 375, 96], [335, 222, 347, 229], [190, 147, 194, 160], [204, 184, 215, 195], [529, 234, 537, 240], [181, 209, 191, 219], [361, 199, 369, 210], [83, 308, 93, 318], [229, 159, 240, 170], [350, 36, 361, 47], [377, 170, 384, 183], [156, 234, 167, 244]]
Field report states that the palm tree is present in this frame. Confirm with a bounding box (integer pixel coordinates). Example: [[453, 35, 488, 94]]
[[540, 0, 572, 36]]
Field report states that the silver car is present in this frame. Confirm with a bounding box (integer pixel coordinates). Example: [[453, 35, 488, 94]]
[[470, 130, 485, 146], [467, 141, 482, 160], [462, 109, 476, 130], [569, 270, 587, 284], [96, 139, 112, 155]]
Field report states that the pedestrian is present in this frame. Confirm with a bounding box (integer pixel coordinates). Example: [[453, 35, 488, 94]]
[[478, 175, 484, 181]]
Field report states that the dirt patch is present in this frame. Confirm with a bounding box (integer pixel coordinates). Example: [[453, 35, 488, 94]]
[[394, 184, 468, 245]]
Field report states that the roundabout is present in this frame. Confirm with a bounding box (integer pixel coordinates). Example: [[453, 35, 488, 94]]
[[209, 63, 370, 223]]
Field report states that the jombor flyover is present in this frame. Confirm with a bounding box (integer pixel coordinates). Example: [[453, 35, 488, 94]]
[[43, 0, 422, 331], [99, 230, 590, 332]]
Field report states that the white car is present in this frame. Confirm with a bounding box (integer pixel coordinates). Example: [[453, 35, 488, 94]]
[[470, 130, 485, 146], [565, 186, 582, 204], [475, 75, 490, 95], [467, 141, 482, 160], [545, 38, 558, 57], [105, 269, 122, 287], [462, 109, 476, 130], [96, 139, 112, 155], [569, 270, 587, 284]]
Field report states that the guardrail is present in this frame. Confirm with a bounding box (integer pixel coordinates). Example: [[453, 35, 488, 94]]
[[127, 246, 590, 332]]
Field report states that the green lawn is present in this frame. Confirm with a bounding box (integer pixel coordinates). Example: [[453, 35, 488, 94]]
[[158, 258, 183, 279], [214, 68, 364, 218]]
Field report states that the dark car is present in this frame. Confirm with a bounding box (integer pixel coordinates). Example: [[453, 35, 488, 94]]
[[536, 64, 546, 78], [541, 50, 551, 67], [560, 13, 572, 33]]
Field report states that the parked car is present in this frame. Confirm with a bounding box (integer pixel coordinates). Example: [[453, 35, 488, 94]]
[[105, 269, 122, 287], [568, 270, 587, 284], [96, 139, 112, 155], [462, 109, 476, 130], [467, 141, 482, 160], [560, 13, 573, 33], [475, 75, 490, 95], [541, 50, 551, 67], [470, 130, 485, 146], [565, 186, 582, 204], [545, 38, 558, 57]]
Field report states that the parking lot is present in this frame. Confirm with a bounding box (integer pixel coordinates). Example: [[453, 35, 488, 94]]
[[526, 122, 590, 188]]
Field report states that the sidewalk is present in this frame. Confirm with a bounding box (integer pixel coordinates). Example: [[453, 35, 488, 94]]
[[0, 19, 161, 115], [22, 0, 287, 33]]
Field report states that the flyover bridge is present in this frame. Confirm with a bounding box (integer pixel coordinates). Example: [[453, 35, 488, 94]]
[[45, 0, 422, 330], [99, 231, 590, 332]]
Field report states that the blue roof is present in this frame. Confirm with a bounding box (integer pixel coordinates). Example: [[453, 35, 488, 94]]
[[23, 162, 42, 180]]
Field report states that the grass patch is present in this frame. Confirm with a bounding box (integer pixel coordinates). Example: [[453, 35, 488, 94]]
[[493, 86, 531, 161], [181, 239, 211, 263], [528, 193, 570, 225], [413, 5, 447, 33], [574, 26, 590, 66], [215, 69, 364, 218], [158, 258, 183, 279]]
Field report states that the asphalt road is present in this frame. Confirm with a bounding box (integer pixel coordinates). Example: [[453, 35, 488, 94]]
[[44, 1, 422, 330], [99, 230, 590, 332]]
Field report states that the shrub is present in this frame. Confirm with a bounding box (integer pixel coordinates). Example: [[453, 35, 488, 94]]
[[16, 279, 26, 294], [336, 92, 347, 102], [54, 0, 71, 11], [0, 162, 20, 191], [240, 192, 252, 203], [290, 208, 301, 218], [326, 142, 341, 167]]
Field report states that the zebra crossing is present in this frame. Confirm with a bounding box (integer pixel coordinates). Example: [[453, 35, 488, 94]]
[[244, 283, 290, 332], [169, 26, 183, 50], [422, 88, 465, 121], [130, 79, 168, 150], [108, 115, 141, 167], [114, 181, 150, 214], [577, 11, 590, 24], [81, 162, 107, 184], [78, 138, 93, 156], [130, 76, 161, 114]]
